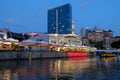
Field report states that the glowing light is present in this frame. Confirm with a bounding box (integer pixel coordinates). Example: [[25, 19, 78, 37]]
[[68, 57, 87, 61], [68, 51, 87, 57]]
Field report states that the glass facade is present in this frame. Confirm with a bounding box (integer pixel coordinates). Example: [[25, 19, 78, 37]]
[[48, 3, 72, 34]]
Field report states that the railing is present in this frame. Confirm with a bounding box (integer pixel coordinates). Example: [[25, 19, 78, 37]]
[[96, 50, 120, 55], [96, 50, 120, 53]]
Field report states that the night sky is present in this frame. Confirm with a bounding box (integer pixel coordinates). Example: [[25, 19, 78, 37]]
[[0, 0, 120, 36]]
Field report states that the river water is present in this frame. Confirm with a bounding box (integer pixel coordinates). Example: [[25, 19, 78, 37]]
[[0, 55, 120, 80]]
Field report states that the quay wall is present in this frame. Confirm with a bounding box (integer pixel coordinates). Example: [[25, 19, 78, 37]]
[[0, 51, 68, 60]]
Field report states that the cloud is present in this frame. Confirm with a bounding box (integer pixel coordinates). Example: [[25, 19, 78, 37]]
[[2, 18, 23, 27]]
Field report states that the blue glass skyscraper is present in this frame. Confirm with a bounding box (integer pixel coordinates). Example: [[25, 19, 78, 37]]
[[48, 3, 72, 34]]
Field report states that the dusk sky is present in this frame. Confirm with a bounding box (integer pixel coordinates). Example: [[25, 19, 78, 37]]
[[0, 0, 120, 36]]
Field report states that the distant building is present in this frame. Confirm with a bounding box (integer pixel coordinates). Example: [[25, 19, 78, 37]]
[[87, 29, 104, 42], [103, 35, 114, 49], [85, 28, 89, 36], [87, 29, 113, 42], [86, 27, 113, 49], [113, 36, 120, 41], [80, 28, 85, 37], [72, 21, 75, 34], [82, 37, 90, 46], [0, 29, 8, 40], [93, 26, 100, 30], [48, 3, 72, 34], [0, 28, 29, 41], [7, 32, 29, 41], [80, 27, 89, 37]]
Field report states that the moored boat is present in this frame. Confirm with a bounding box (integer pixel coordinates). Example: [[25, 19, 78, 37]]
[[99, 52, 116, 57]]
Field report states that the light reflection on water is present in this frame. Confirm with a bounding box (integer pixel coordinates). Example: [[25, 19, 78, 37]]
[[0, 55, 120, 80]]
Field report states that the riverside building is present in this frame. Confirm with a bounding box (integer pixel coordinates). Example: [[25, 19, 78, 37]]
[[86, 27, 113, 49], [48, 3, 72, 34]]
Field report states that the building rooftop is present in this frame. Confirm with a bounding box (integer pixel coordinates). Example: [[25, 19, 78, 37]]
[[48, 3, 71, 11]]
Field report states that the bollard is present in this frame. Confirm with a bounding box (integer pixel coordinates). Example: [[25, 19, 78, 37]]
[[29, 52, 32, 61], [29, 56, 31, 61]]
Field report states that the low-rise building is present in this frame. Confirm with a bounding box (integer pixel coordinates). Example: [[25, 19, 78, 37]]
[[86, 27, 113, 49], [48, 34, 82, 47], [103, 35, 114, 49], [82, 37, 90, 46], [114, 36, 120, 41], [0, 28, 29, 41]]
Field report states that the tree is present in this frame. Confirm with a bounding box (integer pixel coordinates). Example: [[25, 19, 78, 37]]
[[89, 40, 104, 49], [89, 40, 94, 47], [11, 43, 19, 50], [111, 40, 120, 49], [94, 41, 104, 49]]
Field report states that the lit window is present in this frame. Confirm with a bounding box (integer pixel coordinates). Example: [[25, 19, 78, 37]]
[[52, 12, 54, 14], [52, 17, 54, 19], [62, 25, 64, 28], [52, 24, 54, 26], [60, 9, 63, 12], [60, 30, 63, 32]]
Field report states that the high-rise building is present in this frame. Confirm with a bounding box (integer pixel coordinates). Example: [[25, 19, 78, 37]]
[[48, 3, 72, 34], [72, 21, 75, 34], [80, 27, 89, 37], [80, 28, 85, 37]]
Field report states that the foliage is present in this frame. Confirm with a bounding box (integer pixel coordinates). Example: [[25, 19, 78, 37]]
[[11, 43, 19, 50], [111, 40, 120, 49], [89, 40, 94, 47], [89, 40, 104, 49], [94, 41, 104, 49]]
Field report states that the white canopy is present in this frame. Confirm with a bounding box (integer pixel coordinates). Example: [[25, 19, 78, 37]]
[[21, 39, 36, 43], [37, 41, 48, 44], [20, 39, 37, 46], [37, 41, 50, 47], [5, 38, 19, 42], [49, 43, 63, 47]]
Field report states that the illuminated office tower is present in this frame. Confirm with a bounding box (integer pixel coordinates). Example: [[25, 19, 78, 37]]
[[48, 3, 72, 34]]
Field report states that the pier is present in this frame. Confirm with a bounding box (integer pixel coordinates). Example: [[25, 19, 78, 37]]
[[96, 50, 120, 54], [0, 51, 90, 60], [0, 51, 67, 60]]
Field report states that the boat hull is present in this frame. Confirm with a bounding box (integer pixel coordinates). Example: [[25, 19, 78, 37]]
[[99, 52, 116, 57]]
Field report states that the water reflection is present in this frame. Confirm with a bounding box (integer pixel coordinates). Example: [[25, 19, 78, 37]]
[[0, 55, 120, 80]]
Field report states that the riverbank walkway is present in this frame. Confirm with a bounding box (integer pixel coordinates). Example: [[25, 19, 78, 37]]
[[96, 50, 120, 55]]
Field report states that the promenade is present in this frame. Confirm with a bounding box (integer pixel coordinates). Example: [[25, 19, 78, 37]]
[[0, 50, 93, 60], [0, 51, 68, 60]]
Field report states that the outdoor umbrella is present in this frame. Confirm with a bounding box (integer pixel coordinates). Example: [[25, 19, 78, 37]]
[[37, 41, 50, 47], [4, 38, 19, 42], [20, 39, 37, 46]]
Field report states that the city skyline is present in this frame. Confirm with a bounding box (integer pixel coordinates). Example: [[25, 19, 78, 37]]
[[0, 0, 120, 36]]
